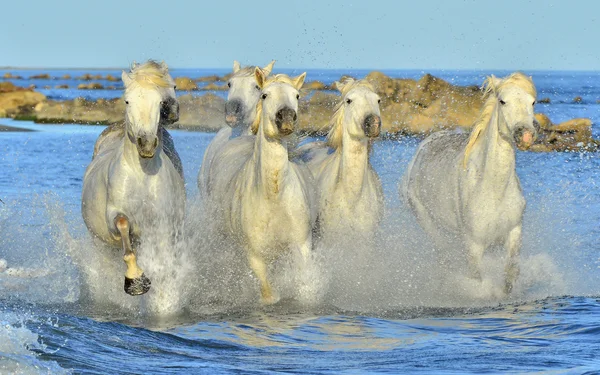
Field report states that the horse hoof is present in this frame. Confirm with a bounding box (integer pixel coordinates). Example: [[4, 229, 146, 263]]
[[124, 274, 151, 296]]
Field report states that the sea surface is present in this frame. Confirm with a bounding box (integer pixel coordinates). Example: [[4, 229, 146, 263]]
[[1, 70, 600, 374]]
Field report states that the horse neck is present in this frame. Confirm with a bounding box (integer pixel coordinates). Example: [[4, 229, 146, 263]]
[[470, 107, 516, 185], [253, 121, 289, 197], [337, 128, 371, 197]]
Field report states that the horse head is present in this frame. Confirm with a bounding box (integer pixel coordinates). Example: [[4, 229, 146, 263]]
[[225, 60, 275, 129], [252, 68, 306, 139], [122, 60, 178, 159]]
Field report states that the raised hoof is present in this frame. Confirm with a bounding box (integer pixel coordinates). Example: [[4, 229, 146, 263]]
[[124, 274, 151, 296]]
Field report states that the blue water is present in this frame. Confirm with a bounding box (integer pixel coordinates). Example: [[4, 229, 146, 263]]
[[1, 70, 600, 374]]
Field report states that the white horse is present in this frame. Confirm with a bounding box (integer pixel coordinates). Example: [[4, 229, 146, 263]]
[[208, 68, 312, 304], [298, 79, 384, 243], [198, 60, 275, 197], [81, 61, 185, 296], [402, 72, 537, 294]]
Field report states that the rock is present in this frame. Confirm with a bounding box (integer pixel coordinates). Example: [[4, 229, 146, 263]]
[[174, 77, 198, 91], [35, 97, 125, 125], [531, 114, 595, 152], [538, 97, 551, 104], [0, 89, 46, 117], [105, 74, 119, 82], [62, 74, 71, 80], [30, 74, 51, 79], [77, 83, 104, 89], [298, 92, 339, 132], [55, 84, 69, 89], [0, 82, 19, 93], [77, 74, 93, 81], [177, 93, 226, 130], [573, 96, 583, 103], [3, 73, 23, 79], [201, 83, 227, 91], [196, 75, 220, 82], [303, 81, 327, 90], [43, 85, 51, 89], [93, 74, 103, 80], [534, 113, 552, 130]]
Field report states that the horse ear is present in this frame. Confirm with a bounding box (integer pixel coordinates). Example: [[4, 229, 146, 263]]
[[334, 80, 345, 93], [131, 60, 138, 70], [233, 61, 241, 73], [484, 75, 501, 93], [159, 61, 169, 72], [254, 67, 266, 89], [262, 60, 275, 76], [121, 71, 133, 87], [292, 72, 306, 90]]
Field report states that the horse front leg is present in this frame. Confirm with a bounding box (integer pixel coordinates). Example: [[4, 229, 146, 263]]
[[466, 237, 485, 282], [247, 252, 278, 305], [504, 225, 521, 295], [295, 235, 321, 304], [114, 215, 151, 296]]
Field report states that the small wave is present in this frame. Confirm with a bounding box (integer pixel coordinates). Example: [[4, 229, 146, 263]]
[[0, 310, 70, 375]]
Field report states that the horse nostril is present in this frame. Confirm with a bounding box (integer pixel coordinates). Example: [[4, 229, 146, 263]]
[[293, 113, 297, 122], [153, 138, 158, 148], [137, 138, 143, 148]]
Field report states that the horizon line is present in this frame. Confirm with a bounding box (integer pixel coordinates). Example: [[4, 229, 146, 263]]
[[1, 66, 600, 73]]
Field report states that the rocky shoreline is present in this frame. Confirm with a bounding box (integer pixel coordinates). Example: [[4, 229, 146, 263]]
[[0, 72, 596, 152]]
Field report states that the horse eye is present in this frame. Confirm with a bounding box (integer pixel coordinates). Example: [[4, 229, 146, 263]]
[[296, 94, 300, 100], [346, 99, 352, 104], [262, 93, 268, 100], [499, 99, 506, 105], [125, 100, 129, 105], [174, 85, 177, 90], [377, 99, 381, 104], [228, 82, 232, 88], [532, 101, 536, 106]]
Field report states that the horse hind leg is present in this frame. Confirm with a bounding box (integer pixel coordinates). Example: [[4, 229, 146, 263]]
[[115, 215, 151, 296], [248, 253, 279, 305]]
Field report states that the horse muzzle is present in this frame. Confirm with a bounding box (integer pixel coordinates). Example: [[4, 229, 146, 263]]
[[160, 99, 179, 125], [363, 114, 382, 138], [514, 126, 537, 150], [136, 135, 159, 158], [225, 99, 243, 127], [275, 107, 297, 136]]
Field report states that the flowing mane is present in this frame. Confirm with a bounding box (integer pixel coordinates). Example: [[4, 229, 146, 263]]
[[126, 60, 174, 90], [327, 79, 375, 149], [250, 74, 299, 134], [463, 72, 536, 167]]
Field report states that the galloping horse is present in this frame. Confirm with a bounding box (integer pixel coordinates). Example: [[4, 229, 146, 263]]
[[208, 68, 312, 304], [298, 79, 383, 243], [82, 61, 185, 296], [402, 72, 537, 294], [198, 60, 275, 197]]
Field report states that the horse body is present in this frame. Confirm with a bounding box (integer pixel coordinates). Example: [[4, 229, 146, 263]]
[[209, 68, 311, 303], [402, 72, 537, 294], [302, 79, 383, 241], [198, 60, 275, 197], [81, 61, 185, 296]]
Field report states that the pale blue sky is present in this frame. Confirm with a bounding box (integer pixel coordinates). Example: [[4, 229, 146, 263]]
[[2, 0, 599, 70]]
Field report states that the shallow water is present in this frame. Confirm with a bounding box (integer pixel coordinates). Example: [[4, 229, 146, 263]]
[[1, 69, 600, 373]]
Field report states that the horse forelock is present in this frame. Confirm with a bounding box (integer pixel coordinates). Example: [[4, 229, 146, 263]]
[[327, 79, 376, 149], [127, 60, 174, 90], [463, 72, 536, 167]]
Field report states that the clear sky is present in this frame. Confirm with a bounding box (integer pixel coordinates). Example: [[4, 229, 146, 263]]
[[2, 0, 599, 70]]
